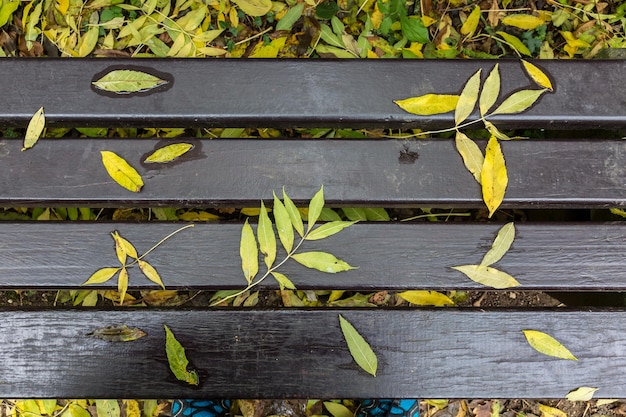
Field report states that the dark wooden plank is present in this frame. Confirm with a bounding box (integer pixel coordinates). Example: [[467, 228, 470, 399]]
[[1, 138, 626, 208], [1, 59, 625, 129], [2, 308, 625, 398], [2, 222, 626, 290]]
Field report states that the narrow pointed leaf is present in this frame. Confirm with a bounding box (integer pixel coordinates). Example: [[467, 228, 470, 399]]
[[83, 267, 120, 285], [394, 94, 459, 115], [292, 251, 356, 273], [164, 324, 199, 385], [307, 186, 325, 232], [283, 188, 304, 237], [117, 267, 129, 305], [144, 143, 193, 163], [539, 404, 567, 417], [324, 402, 354, 417], [522, 60, 553, 91], [271, 272, 296, 290], [496, 31, 531, 56], [88, 325, 147, 342], [566, 387, 598, 401], [240, 219, 259, 283], [480, 222, 515, 266], [23, 106, 45, 151], [363, 208, 390, 221], [101, 151, 144, 192], [481, 135, 508, 218], [523, 330, 578, 361], [455, 131, 484, 183], [339, 314, 377, 376], [113, 232, 127, 265], [455, 69, 482, 126], [92, 70, 168, 94], [451, 264, 520, 289], [257, 201, 276, 269], [479, 64, 500, 116], [490, 89, 546, 115], [460, 5, 481, 35], [398, 290, 454, 306], [273, 192, 294, 253], [484, 120, 516, 140], [502, 14, 545, 30], [306, 221, 357, 240], [138, 259, 165, 289], [78, 25, 99, 57]]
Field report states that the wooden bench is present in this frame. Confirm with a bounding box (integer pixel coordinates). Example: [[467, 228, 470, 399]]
[[2, 58, 626, 400]]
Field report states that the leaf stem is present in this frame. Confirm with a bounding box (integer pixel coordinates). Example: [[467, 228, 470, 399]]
[[126, 223, 195, 267]]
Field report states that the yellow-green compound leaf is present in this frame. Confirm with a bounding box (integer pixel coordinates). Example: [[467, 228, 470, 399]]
[[111, 230, 138, 264], [455, 131, 484, 183], [480, 222, 515, 267], [307, 185, 325, 232], [240, 219, 259, 283], [490, 89, 546, 116], [139, 259, 165, 289], [283, 188, 304, 237], [324, 402, 354, 417], [523, 330, 578, 361], [92, 69, 168, 94], [451, 265, 520, 289], [339, 314, 377, 376], [481, 135, 508, 218], [398, 290, 454, 306], [144, 143, 194, 163], [257, 201, 276, 269], [88, 325, 147, 342], [566, 387, 598, 401], [83, 267, 121, 285], [118, 267, 129, 305], [23, 106, 45, 151], [164, 324, 200, 385], [273, 192, 294, 253], [231, 0, 271, 16], [522, 60, 553, 91], [292, 251, 356, 273], [101, 151, 144, 193], [96, 400, 121, 417], [479, 64, 500, 116], [306, 221, 357, 241], [460, 5, 481, 36], [502, 14, 545, 30], [272, 271, 296, 290], [455, 69, 482, 126], [484, 120, 516, 140], [496, 31, 531, 56], [394, 94, 459, 116]]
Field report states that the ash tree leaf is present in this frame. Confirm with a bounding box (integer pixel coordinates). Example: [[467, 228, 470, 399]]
[[144, 143, 194, 163], [101, 151, 144, 193], [479, 64, 500, 116], [522, 60, 554, 91], [502, 14, 545, 30], [88, 325, 147, 342], [455, 131, 484, 183], [490, 89, 546, 116], [22, 106, 45, 151], [273, 192, 294, 253], [398, 290, 454, 306], [481, 135, 508, 218], [342, 208, 367, 221], [138, 259, 165, 289], [292, 251, 356, 273], [92, 70, 168, 94], [455, 69, 482, 126], [566, 387, 598, 401], [271, 271, 296, 290], [283, 188, 304, 237], [307, 185, 325, 232], [83, 267, 121, 285], [306, 221, 357, 241], [451, 264, 520, 289], [257, 201, 276, 269], [111, 231, 138, 264], [363, 208, 390, 221], [523, 330, 578, 361], [484, 121, 515, 140], [496, 31, 531, 56], [394, 94, 459, 116], [460, 5, 481, 36], [118, 267, 129, 304], [164, 324, 199, 385], [231, 0, 271, 16], [339, 314, 377, 376], [480, 222, 515, 267], [240, 219, 259, 283]]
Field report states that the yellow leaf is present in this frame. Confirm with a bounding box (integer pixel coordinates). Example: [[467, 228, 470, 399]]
[[502, 14, 544, 30], [123, 400, 141, 417], [394, 94, 459, 116], [112, 230, 138, 260], [101, 150, 144, 192], [480, 222, 515, 267], [398, 290, 454, 306], [249, 36, 287, 58], [451, 264, 520, 289], [455, 131, 483, 183], [240, 219, 259, 283], [523, 330, 578, 361], [560, 31, 590, 57], [231, 0, 271, 16], [539, 405, 566, 417], [566, 387, 598, 401], [139, 260, 165, 289], [118, 267, 129, 305], [22, 106, 45, 151], [479, 64, 500, 116], [460, 5, 481, 36], [78, 25, 99, 57], [178, 211, 220, 221], [496, 31, 531, 56], [144, 143, 194, 163], [257, 200, 276, 269], [481, 135, 507, 217], [484, 121, 516, 140], [455, 69, 482, 126], [490, 89, 545, 116], [83, 267, 121, 285], [522, 60, 553, 91]]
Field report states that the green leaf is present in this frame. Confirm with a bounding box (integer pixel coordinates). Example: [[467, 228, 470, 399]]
[[83, 267, 120, 285], [292, 251, 356, 273], [144, 143, 194, 163], [231, 0, 271, 16], [88, 325, 147, 342], [522, 329, 578, 361], [319, 24, 344, 48], [39, 400, 57, 416], [273, 192, 294, 253], [398, 290, 454, 306], [63, 404, 91, 417], [164, 324, 200, 385], [276, 2, 304, 31], [479, 64, 500, 116], [138, 259, 166, 289], [0, 0, 20, 27], [566, 387, 598, 401], [455, 131, 484, 183], [283, 188, 304, 237], [394, 94, 459, 116], [490, 89, 546, 116], [257, 201, 276, 269], [451, 264, 520, 289], [101, 151, 144, 193], [455, 69, 482, 126], [316, 44, 356, 59], [481, 135, 508, 218], [363, 208, 390, 221], [96, 400, 121, 417], [480, 222, 515, 267], [496, 31, 531, 56], [305, 221, 356, 241], [307, 186, 325, 232], [92, 69, 168, 94], [401, 15, 429, 43], [22, 106, 45, 151], [240, 219, 259, 283], [338, 314, 377, 376], [341, 208, 367, 221], [272, 271, 296, 290], [324, 402, 354, 417]]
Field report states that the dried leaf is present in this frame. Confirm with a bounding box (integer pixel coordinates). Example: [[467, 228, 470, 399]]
[[144, 143, 194, 163], [339, 314, 377, 376], [539, 404, 567, 417], [23, 106, 45, 151], [307, 185, 325, 232], [455, 131, 484, 183], [96, 400, 121, 417], [460, 5, 481, 36], [257, 201, 276, 269], [101, 151, 144, 193], [502, 14, 545, 30], [92, 69, 168, 94], [283, 188, 304, 237], [522, 60, 553, 91], [455, 69, 482, 126], [240, 219, 259, 283], [496, 31, 531, 56], [272, 272, 296, 290], [490, 89, 546, 116], [481, 135, 507, 218], [231, 0, 271, 16], [273, 192, 294, 253], [398, 290, 454, 306], [479, 64, 500, 116], [324, 402, 354, 417], [118, 267, 129, 304], [83, 267, 120, 285], [305, 221, 357, 241], [164, 324, 199, 385], [87, 325, 147, 342], [480, 222, 515, 267], [292, 251, 356, 273], [523, 330, 578, 361], [566, 387, 598, 401], [451, 264, 520, 289], [138, 259, 165, 289], [394, 94, 459, 116]]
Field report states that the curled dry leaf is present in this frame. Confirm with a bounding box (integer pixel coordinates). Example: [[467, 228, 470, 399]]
[[523, 330, 578, 361], [23, 106, 45, 151], [87, 325, 147, 342]]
